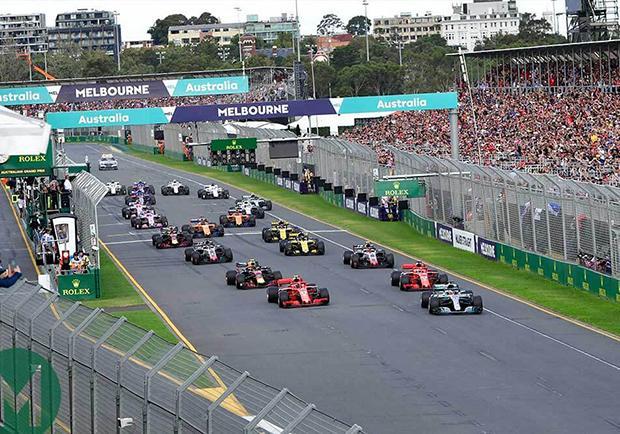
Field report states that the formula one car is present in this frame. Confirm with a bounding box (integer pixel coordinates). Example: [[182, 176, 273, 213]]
[[152, 226, 193, 249], [390, 262, 448, 291], [161, 180, 190, 196], [105, 181, 127, 196], [266, 275, 330, 308], [280, 232, 325, 256], [197, 183, 230, 200], [262, 220, 300, 243], [98, 153, 118, 171], [421, 282, 483, 315], [121, 203, 154, 219], [235, 200, 266, 218], [219, 208, 256, 227], [130, 209, 168, 229], [184, 240, 233, 265], [236, 194, 272, 211], [343, 242, 395, 269], [225, 259, 282, 290], [181, 218, 225, 238], [125, 188, 156, 206], [127, 180, 156, 195]]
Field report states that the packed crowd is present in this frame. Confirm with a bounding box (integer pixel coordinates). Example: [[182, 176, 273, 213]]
[[13, 81, 290, 118], [343, 89, 620, 186]]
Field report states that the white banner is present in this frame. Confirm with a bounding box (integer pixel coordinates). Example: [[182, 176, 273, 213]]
[[345, 197, 355, 210], [452, 228, 475, 253]]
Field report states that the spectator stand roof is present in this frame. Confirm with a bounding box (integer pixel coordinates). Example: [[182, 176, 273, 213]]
[[0, 105, 50, 156]]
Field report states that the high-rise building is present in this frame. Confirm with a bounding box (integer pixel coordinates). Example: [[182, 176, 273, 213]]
[[441, 0, 520, 51], [0, 13, 48, 53], [48, 9, 121, 64], [373, 12, 442, 44], [243, 14, 299, 44]]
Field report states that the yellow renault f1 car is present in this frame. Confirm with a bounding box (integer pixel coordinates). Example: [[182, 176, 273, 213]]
[[279, 232, 326, 256], [261, 220, 301, 243]]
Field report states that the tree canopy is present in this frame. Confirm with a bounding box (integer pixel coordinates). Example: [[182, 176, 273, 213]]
[[346, 16, 371, 36], [148, 12, 219, 45]]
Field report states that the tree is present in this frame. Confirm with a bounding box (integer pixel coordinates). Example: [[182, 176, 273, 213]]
[[475, 13, 566, 51], [81, 51, 117, 77], [148, 14, 189, 45], [189, 12, 219, 25], [274, 32, 294, 48], [402, 35, 456, 92], [46, 43, 84, 79], [346, 16, 371, 36], [317, 14, 344, 36], [331, 44, 361, 69]]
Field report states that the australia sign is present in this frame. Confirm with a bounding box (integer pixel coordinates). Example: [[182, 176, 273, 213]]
[[374, 179, 426, 198]]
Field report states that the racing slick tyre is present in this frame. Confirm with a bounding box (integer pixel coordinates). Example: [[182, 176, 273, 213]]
[[385, 253, 395, 268], [197, 189, 206, 199], [264, 200, 273, 211], [223, 248, 233, 262], [399, 275, 410, 291], [222, 190, 230, 199], [191, 252, 202, 265], [343, 251, 352, 265], [219, 215, 228, 225], [247, 215, 257, 227], [183, 187, 190, 195], [120, 186, 127, 195], [235, 275, 246, 289], [278, 290, 289, 308], [284, 245, 293, 256], [262, 228, 272, 242], [181, 224, 191, 233], [421, 292, 431, 309], [122, 207, 130, 219], [272, 271, 283, 281], [256, 208, 265, 219], [429, 297, 440, 315], [319, 288, 330, 305], [317, 241, 326, 255], [225, 270, 237, 286], [437, 273, 449, 284], [152, 234, 162, 246], [161, 187, 169, 196], [390, 270, 401, 287], [214, 225, 225, 237], [150, 197, 157, 205], [279, 240, 287, 253], [148, 185, 156, 195], [473, 295, 483, 314], [184, 249, 193, 262], [124, 196, 132, 205], [267, 287, 279, 303], [350, 254, 360, 269], [161, 217, 169, 227], [130, 217, 138, 228]]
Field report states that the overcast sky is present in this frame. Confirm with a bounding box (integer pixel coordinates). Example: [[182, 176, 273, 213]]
[[5, 0, 566, 40]]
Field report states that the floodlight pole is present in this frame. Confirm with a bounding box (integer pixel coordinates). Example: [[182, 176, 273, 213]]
[[363, 0, 370, 62]]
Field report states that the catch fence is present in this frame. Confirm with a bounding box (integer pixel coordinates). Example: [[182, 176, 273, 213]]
[[0, 281, 363, 433]]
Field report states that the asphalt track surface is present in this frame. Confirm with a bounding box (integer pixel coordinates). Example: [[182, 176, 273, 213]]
[[0, 186, 37, 279], [68, 144, 620, 434]]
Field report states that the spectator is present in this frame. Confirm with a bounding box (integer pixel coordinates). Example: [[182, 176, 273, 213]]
[[0, 258, 22, 288], [63, 175, 72, 193]]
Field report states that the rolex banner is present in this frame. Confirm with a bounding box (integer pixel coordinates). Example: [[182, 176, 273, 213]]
[[374, 179, 426, 198]]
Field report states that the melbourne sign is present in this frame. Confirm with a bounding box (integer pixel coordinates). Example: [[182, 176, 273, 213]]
[[0, 348, 61, 433], [44, 92, 458, 128], [0, 142, 53, 177], [210, 137, 257, 152], [0, 76, 249, 106], [374, 179, 426, 198]]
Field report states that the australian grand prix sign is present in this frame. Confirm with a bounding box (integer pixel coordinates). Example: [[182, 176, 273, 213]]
[[374, 179, 426, 198]]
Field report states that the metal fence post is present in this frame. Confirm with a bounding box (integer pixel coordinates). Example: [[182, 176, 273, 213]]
[[345, 424, 364, 434], [243, 388, 288, 433], [116, 331, 153, 434], [48, 302, 80, 434], [68, 308, 102, 433], [173, 356, 218, 434], [206, 371, 249, 434], [91, 317, 126, 433], [280, 403, 315, 434], [143, 342, 184, 434]]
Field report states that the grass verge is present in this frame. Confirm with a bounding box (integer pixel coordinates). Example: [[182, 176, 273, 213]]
[[84, 249, 178, 343], [124, 149, 620, 337]]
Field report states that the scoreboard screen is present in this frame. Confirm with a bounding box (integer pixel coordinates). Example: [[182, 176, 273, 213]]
[[210, 138, 257, 166]]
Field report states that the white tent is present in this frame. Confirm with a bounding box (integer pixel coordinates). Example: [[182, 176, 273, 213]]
[[0, 105, 51, 156]]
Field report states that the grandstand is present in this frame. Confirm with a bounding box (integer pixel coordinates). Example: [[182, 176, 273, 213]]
[[344, 40, 620, 187]]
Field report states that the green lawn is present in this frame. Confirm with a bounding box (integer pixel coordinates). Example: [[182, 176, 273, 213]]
[[125, 149, 620, 337], [84, 248, 178, 343]]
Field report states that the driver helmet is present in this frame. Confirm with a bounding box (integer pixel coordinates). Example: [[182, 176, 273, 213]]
[[364, 241, 372, 249], [247, 259, 258, 268], [415, 261, 424, 267], [292, 274, 302, 283]]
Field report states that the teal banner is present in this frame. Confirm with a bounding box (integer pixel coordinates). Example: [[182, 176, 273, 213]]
[[171, 77, 249, 96], [0, 86, 56, 105], [338, 92, 458, 114], [46, 107, 172, 128]]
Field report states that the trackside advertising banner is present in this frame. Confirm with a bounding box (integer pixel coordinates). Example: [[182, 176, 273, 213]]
[[46, 108, 174, 129], [44, 92, 458, 128], [436, 223, 453, 245], [452, 228, 476, 253], [0, 77, 249, 106], [477, 237, 498, 260]]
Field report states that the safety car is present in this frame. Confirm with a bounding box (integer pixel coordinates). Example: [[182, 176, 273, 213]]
[[266, 275, 330, 308], [98, 153, 118, 171]]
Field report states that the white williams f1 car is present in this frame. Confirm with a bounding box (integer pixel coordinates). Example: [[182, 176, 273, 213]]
[[105, 181, 127, 196], [197, 183, 230, 199], [161, 180, 190, 196]]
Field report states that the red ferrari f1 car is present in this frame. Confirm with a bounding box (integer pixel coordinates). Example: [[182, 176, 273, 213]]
[[390, 262, 448, 291], [266, 275, 330, 308]]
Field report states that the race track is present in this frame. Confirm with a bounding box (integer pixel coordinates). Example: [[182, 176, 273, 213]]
[[68, 144, 620, 434]]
